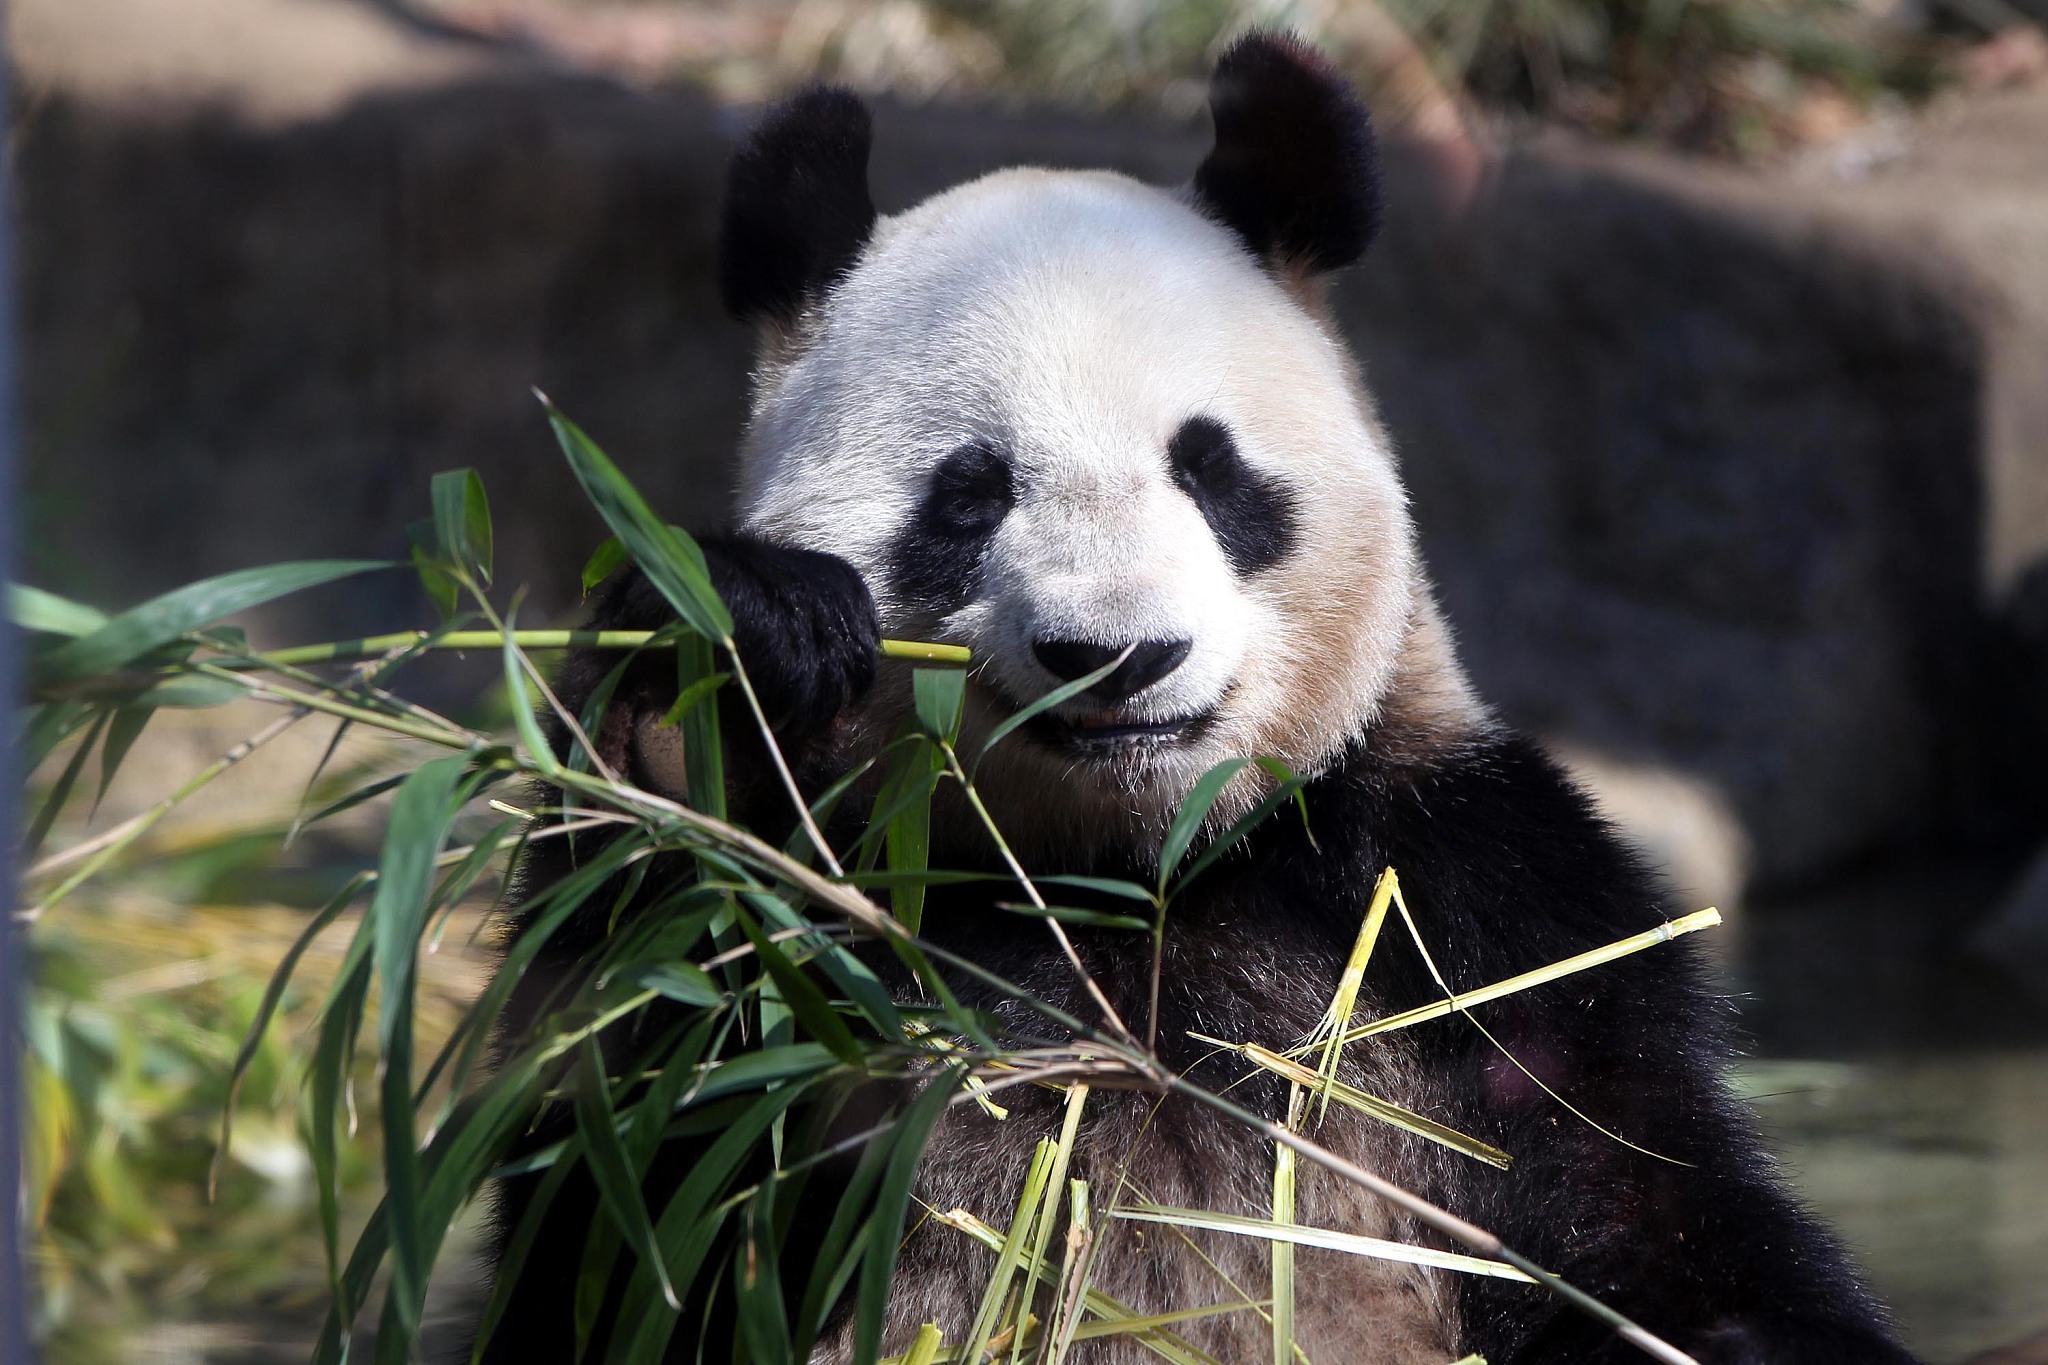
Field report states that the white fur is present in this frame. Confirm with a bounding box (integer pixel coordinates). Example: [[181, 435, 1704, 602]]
[[736, 168, 1480, 857]]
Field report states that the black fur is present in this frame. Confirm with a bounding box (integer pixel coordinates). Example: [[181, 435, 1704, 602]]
[[887, 439, 1016, 613], [1167, 414, 1299, 574], [719, 86, 878, 325], [550, 536, 878, 742], [701, 537, 880, 732], [484, 559, 1920, 1361], [1193, 32, 1384, 273], [884, 732, 1918, 1364]]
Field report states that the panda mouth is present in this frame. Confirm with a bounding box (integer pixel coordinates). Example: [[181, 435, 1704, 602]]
[[1028, 708, 1215, 752]]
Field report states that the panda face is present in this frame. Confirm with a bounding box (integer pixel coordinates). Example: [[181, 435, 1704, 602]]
[[736, 169, 1424, 849]]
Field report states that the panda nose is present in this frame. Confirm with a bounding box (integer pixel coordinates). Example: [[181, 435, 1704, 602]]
[[1032, 638, 1193, 702]]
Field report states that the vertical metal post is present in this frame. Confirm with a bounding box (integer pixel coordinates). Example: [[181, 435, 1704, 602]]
[[0, 2, 34, 1358]]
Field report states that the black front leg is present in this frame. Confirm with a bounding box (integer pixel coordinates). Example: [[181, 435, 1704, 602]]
[[1348, 735, 1921, 1365], [552, 534, 880, 813], [1445, 963, 1922, 1365], [697, 535, 880, 735], [566, 534, 879, 740]]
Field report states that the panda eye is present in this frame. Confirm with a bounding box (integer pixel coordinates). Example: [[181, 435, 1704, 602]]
[[926, 440, 1015, 537], [1167, 416, 1299, 575], [890, 440, 1015, 612], [1169, 416, 1238, 488]]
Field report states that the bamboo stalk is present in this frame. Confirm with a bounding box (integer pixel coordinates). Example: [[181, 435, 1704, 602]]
[[1271, 1088, 1301, 1365], [1110, 1205, 1534, 1282], [935, 1207, 1223, 1365], [1315, 909, 1723, 1049], [251, 630, 970, 668], [1196, 1039, 1512, 1170]]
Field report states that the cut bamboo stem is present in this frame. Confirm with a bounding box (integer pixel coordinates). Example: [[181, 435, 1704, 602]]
[[250, 630, 970, 667]]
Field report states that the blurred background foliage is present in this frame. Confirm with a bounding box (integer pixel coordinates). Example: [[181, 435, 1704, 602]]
[[23, 731, 494, 1362], [398, 0, 2039, 158]]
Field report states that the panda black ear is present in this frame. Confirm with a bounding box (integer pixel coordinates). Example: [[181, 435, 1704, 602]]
[[1192, 32, 1382, 275], [719, 86, 878, 326]]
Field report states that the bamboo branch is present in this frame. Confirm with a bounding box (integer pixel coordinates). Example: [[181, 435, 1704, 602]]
[[246, 630, 969, 669]]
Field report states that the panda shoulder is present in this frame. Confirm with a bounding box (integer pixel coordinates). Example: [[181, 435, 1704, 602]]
[[1314, 729, 1679, 947]]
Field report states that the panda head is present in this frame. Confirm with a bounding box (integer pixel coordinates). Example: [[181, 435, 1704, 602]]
[[718, 34, 1477, 855]]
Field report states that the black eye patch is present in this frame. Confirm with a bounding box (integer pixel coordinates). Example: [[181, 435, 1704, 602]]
[[1167, 416, 1298, 575], [888, 439, 1016, 612]]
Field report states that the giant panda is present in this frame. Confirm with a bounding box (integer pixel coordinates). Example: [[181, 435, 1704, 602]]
[[481, 33, 1919, 1365]]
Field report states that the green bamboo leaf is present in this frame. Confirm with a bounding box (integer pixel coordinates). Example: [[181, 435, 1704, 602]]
[[575, 1213, 625, 1362], [410, 537, 460, 622], [568, 652, 636, 778], [995, 902, 1151, 932], [611, 1085, 811, 1364], [787, 737, 920, 866], [1167, 759, 1306, 900], [215, 872, 369, 1197], [675, 632, 727, 818], [740, 888, 903, 1042], [286, 717, 358, 847], [502, 614, 559, 775], [437, 836, 653, 1102], [370, 756, 477, 1341], [39, 559, 391, 683], [583, 536, 630, 595], [1157, 758, 1256, 893], [1038, 874, 1160, 904], [540, 397, 733, 643], [576, 1039, 682, 1311], [23, 709, 107, 859], [625, 1013, 722, 1170], [838, 869, 1002, 890], [125, 674, 247, 709], [677, 1042, 840, 1107], [854, 1067, 966, 1365], [8, 584, 108, 637], [657, 670, 730, 730], [94, 706, 154, 812], [307, 913, 376, 1337], [739, 915, 862, 1066], [297, 772, 407, 830], [328, 1062, 557, 1365], [882, 739, 943, 932], [636, 962, 726, 1008], [432, 468, 494, 587], [793, 1124, 894, 1351], [912, 667, 965, 744], [736, 1182, 795, 1365], [846, 747, 950, 873], [20, 702, 98, 773]]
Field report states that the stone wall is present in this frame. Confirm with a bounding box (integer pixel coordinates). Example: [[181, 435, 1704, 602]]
[[15, 60, 2045, 896]]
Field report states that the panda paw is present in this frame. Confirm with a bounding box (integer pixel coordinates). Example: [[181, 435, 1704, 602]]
[[698, 536, 881, 735]]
